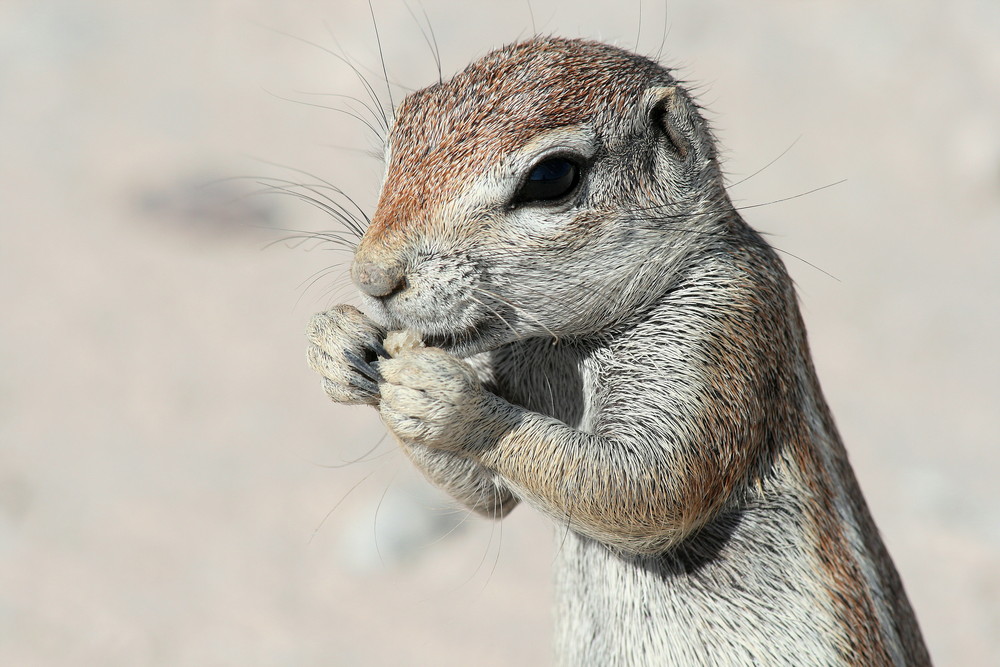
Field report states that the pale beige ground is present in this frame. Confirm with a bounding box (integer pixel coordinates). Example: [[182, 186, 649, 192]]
[[2, 1, 998, 665]]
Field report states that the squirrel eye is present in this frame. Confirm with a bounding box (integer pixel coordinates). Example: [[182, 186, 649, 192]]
[[514, 157, 581, 205]]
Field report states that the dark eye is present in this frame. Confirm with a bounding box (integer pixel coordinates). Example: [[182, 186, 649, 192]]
[[514, 157, 581, 205]]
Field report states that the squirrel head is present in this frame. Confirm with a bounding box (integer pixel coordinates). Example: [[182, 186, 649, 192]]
[[352, 37, 730, 355]]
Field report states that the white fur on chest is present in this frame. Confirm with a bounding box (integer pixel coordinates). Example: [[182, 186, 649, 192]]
[[552, 516, 844, 667]]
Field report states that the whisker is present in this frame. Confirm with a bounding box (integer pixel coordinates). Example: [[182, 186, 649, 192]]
[[318, 280, 360, 311], [472, 285, 561, 343], [293, 90, 393, 138], [732, 179, 847, 212], [262, 87, 386, 142], [372, 467, 400, 568], [652, 0, 671, 64], [265, 232, 356, 253], [260, 23, 390, 133], [467, 292, 521, 341], [368, 0, 396, 118], [193, 172, 364, 230], [726, 136, 801, 190], [247, 181, 367, 237], [252, 181, 366, 238], [242, 157, 374, 228], [308, 468, 378, 545], [425, 505, 478, 547], [296, 265, 352, 312], [477, 488, 505, 594], [298, 263, 350, 295], [404, 1, 444, 85], [633, 0, 643, 54], [309, 432, 392, 469]]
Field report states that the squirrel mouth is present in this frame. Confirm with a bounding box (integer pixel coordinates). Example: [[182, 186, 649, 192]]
[[420, 321, 490, 353], [421, 332, 452, 348], [422, 329, 471, 349]]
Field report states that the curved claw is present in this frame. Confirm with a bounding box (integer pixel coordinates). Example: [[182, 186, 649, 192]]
[[344, 348, 385, 383], [346, 373, 380, 397], [370, 340, 391, 360]]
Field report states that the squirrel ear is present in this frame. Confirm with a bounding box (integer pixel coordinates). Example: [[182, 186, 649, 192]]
[[644, 86, 691, 160]]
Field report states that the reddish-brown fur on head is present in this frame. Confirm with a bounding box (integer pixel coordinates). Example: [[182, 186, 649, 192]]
[[360, 38, 669, 252]]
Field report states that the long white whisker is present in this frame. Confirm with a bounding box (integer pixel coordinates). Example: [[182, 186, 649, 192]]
[[472, 285, 561, 343]]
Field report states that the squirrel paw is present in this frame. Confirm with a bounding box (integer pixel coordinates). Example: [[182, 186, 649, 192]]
[[377, 346, 486, 452], [306, 305, 388, 405]]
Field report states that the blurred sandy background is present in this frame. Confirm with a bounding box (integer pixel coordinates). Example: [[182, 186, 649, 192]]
[[2, 1, 998, 664]]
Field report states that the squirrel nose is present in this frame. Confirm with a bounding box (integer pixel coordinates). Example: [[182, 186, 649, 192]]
[[352, 261, 406, 298]]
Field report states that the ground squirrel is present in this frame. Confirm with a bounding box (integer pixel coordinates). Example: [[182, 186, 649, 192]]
[[305, 37, 930, 666]]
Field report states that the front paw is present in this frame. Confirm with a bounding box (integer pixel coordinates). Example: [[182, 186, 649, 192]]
[[377, 347, 487, 452], [306, 305, 388, 405]]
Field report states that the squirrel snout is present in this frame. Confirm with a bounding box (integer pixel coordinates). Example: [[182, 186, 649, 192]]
[[352, 261, 406, 298]]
